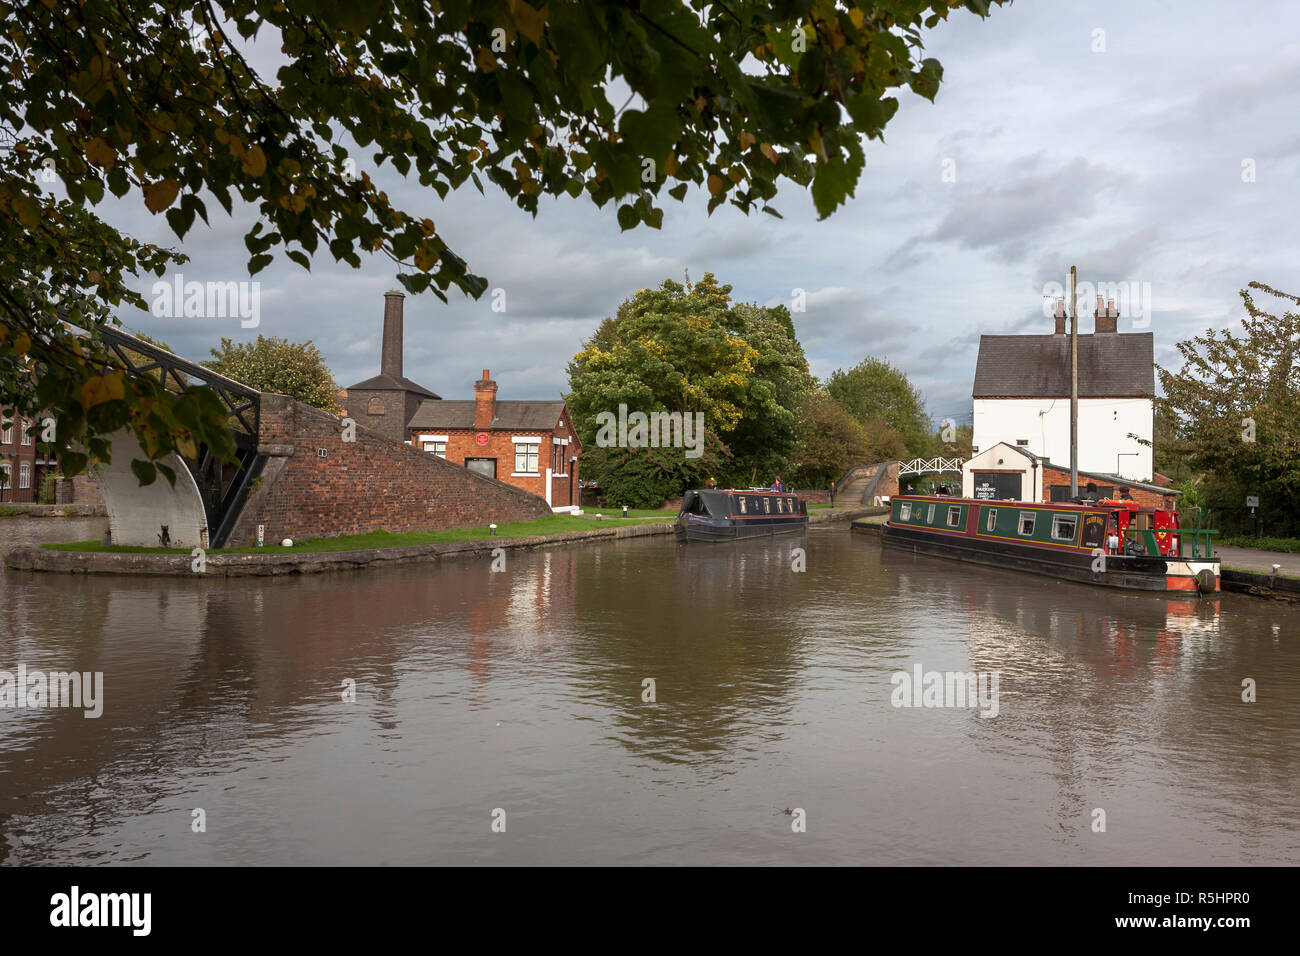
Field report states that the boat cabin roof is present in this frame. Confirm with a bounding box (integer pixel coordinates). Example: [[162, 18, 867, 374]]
[[894, 494, 1170, 514]]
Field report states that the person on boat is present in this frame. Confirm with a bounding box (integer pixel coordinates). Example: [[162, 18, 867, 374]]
[[906, 484, 914, 494], [1119, 487, 1133, 500], [1083, 481, 1098, 502], [769, 476, 785, 493], [705, 477, 716, 489]]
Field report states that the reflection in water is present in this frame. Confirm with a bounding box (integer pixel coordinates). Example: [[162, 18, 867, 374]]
[[0, 527, 1296, 865]]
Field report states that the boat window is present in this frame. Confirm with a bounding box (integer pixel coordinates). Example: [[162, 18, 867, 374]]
[[1051, 515, 1078, 541], [985, 508, 997, 532], [899, 502, 912, 520], [947, 506, 961, 527], [1018, 512, 1036, 536], [763, 497, 771, 514], [927, 503, 936, 523], [738, 497, 747, 514]]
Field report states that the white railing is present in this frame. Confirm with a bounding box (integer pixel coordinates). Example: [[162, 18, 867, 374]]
[[898, 457, 965, 476]]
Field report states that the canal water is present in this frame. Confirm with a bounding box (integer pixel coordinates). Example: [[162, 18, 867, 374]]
[[1, 522, 1297, 865]]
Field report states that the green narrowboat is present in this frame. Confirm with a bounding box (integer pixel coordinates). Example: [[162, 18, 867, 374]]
[[880, 495, 1220, 594]]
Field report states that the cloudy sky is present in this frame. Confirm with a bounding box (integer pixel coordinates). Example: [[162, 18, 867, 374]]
[[104, 0, 1300, 425]]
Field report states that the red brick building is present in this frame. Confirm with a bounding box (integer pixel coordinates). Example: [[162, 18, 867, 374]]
[[0, 413, 55, 503], [408, 370, 582, 512]]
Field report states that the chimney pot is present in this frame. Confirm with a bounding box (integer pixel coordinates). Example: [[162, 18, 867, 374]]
[[1054, 297, 1066, 335]]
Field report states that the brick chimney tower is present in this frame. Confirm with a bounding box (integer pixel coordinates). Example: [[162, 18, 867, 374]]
[[381, 290, 404, 378], [473, 369, 497, 429], [1053, 297, 1067, 335], [1094, 294, 1118, 333]]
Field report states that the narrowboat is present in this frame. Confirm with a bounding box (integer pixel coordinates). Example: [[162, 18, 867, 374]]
[[880, 495, 1220, 593], [675, 489, 809, 542]]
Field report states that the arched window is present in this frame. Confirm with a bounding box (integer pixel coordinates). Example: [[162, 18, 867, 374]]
[[366, 396, 386, 415]]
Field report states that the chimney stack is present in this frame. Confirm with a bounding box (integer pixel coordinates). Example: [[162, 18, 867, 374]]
[[381, 290, 405, 379], [1095, 294, 1118, 333], [1053, 297, 1067, 335], [473, 369, 497, 430]]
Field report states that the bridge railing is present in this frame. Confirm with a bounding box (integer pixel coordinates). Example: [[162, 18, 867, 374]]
[[93, 324, 261, 437], [898, 457, 965, 477]]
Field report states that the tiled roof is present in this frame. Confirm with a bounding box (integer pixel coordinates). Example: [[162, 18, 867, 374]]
[[973, 333, 1154, 398], [345, 373, 440, 399], [408, 400, 566, 430]]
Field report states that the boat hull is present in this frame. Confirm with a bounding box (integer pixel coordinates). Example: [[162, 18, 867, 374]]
[[676, 516, 808, 542], [881, 522, 1219, 593]]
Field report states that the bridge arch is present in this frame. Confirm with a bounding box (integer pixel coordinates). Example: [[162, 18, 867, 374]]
[[98, 428, 209, 549]]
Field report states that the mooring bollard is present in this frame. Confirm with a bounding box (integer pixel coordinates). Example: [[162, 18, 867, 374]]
[[489, 524, 497, 536], [622, 505, 628, 518], [1271, 563, 1280, 588]]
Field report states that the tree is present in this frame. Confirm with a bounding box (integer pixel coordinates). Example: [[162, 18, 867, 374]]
[[204, 336, 342, 413], [825, 357, 932, 454], [1157, 282, 1300, 536], [791, 390, 874, 488], [0, 0, 1007, 484], [567, 273, 813, 493]]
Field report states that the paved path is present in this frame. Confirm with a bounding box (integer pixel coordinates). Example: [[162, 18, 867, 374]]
[[1215, 545, 1300, 576]]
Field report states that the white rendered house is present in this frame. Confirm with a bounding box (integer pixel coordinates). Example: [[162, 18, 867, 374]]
[[971, 297, 1154, 482]]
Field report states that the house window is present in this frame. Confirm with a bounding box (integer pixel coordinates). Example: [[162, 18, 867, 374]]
[[985, 508, 997, 532], [899, 502, 912, 521], [422, 440, 446, 458], [19, 463, 30, 488], [1051, 515, 1078, 541], [21, 420, 32, 445], [0, 463, 9, 490], [947, 506, 961, 527], [1018, 512, 1036, 536], [514, 442, 539, 474], [366, 396, 386, 415], [0, 420, 11, 444]]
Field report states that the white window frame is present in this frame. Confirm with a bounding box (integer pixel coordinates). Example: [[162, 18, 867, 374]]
[[512, 437, 541, 476], [19, 462, 31, 488], [0, 463, 10, 489], [20, 419, 32, 445], [418, 434, 448, 458], [985, 508, 997, 532], [1051, 514, 1078, 542], [1018, 512, 1036, 536], [0, 419, 12, 444], [899, 502, 912, 521], [947, 505, 961, 527]]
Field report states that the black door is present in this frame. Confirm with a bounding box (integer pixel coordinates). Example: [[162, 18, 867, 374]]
[[972, 472, 1022, 500]]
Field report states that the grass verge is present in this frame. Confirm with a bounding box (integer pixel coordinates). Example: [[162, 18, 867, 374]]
[[43, 513, 673, 555]]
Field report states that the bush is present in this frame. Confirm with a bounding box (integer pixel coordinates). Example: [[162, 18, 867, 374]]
[[38, 471, 59, 504]]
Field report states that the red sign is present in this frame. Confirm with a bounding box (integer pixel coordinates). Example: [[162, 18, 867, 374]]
[[474, 432, 490, 446]]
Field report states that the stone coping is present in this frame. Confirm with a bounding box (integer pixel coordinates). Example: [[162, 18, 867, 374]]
[[4, 506, 877, 577], [0, 503, 106, 517]]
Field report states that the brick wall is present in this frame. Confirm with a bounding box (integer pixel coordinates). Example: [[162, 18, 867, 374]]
[[228, 394, 550, 546], [345, 389, 415, 443], [1041, 466, 1174, 509]]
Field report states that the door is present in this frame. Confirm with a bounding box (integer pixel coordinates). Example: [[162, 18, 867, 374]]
[[465, 458, 496, 479], [972, 472, 1022, 500]]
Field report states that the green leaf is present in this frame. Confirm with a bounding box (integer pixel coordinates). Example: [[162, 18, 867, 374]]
[[130, 459, 157, 486]]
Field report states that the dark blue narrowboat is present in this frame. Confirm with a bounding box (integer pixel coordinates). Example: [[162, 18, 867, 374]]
[[674, 489, 809, 542]]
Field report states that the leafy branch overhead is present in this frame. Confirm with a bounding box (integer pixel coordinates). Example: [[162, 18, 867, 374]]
[[0, 0, 1006, 478]]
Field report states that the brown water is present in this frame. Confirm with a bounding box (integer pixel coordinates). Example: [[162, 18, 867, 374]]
[[1, 522, 1297, 865]]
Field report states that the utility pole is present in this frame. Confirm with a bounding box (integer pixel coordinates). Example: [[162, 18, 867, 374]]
[[1070, 265, 1079, 497]]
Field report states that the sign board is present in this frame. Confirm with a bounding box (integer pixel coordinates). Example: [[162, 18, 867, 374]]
[[974, 483, 997, 500], [257, 524, 265, 547], [1246, 496, 1259, 508], [475, 432, 490, 446]]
